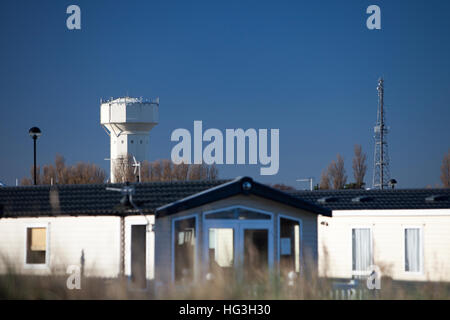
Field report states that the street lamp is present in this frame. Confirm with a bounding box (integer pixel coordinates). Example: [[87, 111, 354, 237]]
[[28, 127, 42, 185]]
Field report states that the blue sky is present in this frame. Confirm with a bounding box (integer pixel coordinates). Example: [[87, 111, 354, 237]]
[[0, 0, 449, 188]]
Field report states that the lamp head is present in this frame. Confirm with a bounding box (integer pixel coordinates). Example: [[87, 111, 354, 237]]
[[29, 127, 42, 139]]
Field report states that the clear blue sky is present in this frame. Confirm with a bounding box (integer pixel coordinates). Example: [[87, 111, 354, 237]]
[[0, 0, 449, 188]]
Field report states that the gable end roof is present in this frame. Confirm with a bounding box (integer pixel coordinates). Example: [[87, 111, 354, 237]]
[[156, 177, 331, 217]]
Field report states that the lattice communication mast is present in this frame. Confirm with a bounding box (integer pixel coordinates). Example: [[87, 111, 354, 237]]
[[372, 78, 391, 189]]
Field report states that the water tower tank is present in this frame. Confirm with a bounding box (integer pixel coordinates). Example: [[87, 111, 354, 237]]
[[100, 96, 159, 182]]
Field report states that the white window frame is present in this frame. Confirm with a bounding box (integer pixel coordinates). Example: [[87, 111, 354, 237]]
[[203, 205, 274, 221], [24, 223, 50, 269], [277, 214, 303, 274], [350, 225, 373, 276], [402, 225, 424, 275], [171, 214, 199, 283]]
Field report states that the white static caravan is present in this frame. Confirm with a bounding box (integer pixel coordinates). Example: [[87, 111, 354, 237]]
[[0, 177, 330, 290], [0, 180, 227, 288], [290, 189, 450, 283], [153, 177, 330, 286]]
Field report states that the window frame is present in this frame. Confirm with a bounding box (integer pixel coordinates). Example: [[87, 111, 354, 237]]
[[277, 214, 303, 275], [402, 225, 424, 275], [24, 223, 50, 269], [203, 205, 273, 220], [202, 205, 275, 276], [171, 214, 199, 283], [350, 225, 373, 276]]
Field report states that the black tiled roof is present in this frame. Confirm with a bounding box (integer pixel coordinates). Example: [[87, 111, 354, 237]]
[[156, 177, 331, 217], [289, 188, 450, 211], [0, 177, 331, 218], [0, 180, 229, 217]]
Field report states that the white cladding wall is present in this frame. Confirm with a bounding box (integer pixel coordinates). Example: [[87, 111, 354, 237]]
[[0, 215, 155, 280], [318, 209, 450, 282]]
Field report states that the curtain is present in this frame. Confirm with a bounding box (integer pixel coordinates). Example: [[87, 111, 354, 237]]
[[352, 228, 372, 272], [405, 228, 420, 272], [30, 228, 46, 251]]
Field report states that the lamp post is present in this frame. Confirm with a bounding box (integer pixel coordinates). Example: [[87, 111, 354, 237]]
[[28, 127, 42, 185]]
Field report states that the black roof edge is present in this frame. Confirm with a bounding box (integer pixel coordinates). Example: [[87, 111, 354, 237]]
[[0, 209, 155, 219], [155, 176, 331, 218]]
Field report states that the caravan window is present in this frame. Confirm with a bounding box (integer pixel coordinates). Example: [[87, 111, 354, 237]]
[[352, 228, 372, 274], [279, 218, 301, 274], [404, 228, 422, 273], [174, 217, 196, 282], [26, 227, 47, 264]]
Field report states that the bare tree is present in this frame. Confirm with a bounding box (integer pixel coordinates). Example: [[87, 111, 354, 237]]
[[55, 154, 68, 184], [319, 168, 331, 190], [329, 154, 347, 189], [188, 164, 202, 180], [140, 160, 151, 182], [42, 164, 57, 185], [173, 162, 189, 181], [22, 155, 106, 185], [207, 164, 219, 180], [113, 154, 135, 183], [162, 159, 173, 181], [352, 144, 367, 189], [151, 160, 162, 181], [22, 155, 219, 185], [20, 177, 32, 186], [441, 150, 450, 188], [71, 162, 106, 184], [200, 164, 209, 180]]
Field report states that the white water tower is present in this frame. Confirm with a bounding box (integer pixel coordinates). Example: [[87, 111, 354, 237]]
[[100, 96, 159, 182]]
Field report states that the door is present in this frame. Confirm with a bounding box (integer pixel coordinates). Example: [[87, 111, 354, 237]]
[[242, 228, 269, 281], [203, 220, 273, 282], [130, 225, 147, 289]]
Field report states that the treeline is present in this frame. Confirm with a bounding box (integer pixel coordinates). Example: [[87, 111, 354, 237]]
[[21, 154, 219, 185], [113, 155, 219, 183], [21, 155, 105, 185], [319, 144, 367, 190]]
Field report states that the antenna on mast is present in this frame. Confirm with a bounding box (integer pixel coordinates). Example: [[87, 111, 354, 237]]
[[372, 78, 391, 189]]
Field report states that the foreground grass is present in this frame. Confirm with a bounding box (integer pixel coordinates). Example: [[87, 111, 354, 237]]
[[1, 270, 449, 300]]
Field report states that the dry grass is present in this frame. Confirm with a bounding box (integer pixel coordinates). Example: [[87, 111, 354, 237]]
[[0, 254, 449, 300], [1, 265, 448, 300]]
